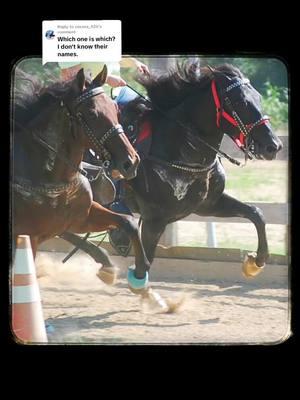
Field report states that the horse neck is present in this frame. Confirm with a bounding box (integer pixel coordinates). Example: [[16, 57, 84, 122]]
[[190, 88, 225, 154], [44, 108, 88, 183], [15, 106, 86, 185], [50, 111, 86, 183], [151, 88, 223, 166]]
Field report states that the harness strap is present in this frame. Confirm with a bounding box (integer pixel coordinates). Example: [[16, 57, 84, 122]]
[[211, 80, 221, 127], [126, 83, 243, 167], [147, 156, 217, 173], [127, 78, 270, 168], [211, 79, 270, 149], [13, 175, 80, 196], [73, 87, 104, 106], [32, 132, 90, 178]]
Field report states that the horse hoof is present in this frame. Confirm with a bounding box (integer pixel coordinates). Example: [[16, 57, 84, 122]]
[[96, 266, 119, 285], [242, 253, 265, 278], [128, 286, 150, 296], [129, 286, 183, 314], [127, 266, 149, 290], [141, 287, 170, 313]]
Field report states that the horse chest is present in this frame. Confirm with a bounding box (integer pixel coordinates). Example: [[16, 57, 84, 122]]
[[153, 164, 213, 202]]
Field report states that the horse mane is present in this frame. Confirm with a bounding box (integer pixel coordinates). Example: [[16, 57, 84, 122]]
[[136, 61, 244, 111], [13, 69, 73, 127], [13, 69, 78, 174]]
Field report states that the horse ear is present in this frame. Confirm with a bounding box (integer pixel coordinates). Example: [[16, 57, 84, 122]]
[[75, 68, 86, 91], [92, 64, 108, 87]]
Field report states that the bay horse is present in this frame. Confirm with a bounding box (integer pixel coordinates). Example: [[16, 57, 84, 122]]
[[64, 62, 283, 289], [12, 65, 150, 285]]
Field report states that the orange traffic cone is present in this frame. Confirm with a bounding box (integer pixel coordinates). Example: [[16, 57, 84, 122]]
[[12, 235, 48, 343]]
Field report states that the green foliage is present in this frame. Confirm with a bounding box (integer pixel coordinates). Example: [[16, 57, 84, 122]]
[[120, 56, 165, 96], [261, 82, 288, 130]]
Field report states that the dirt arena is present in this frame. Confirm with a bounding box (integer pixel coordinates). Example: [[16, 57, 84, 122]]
[[35, 250, 290, 345]]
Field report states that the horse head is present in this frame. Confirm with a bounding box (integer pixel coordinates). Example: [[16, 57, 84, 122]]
[[64, 66, 140, 179], [210, 65, 282, 160]]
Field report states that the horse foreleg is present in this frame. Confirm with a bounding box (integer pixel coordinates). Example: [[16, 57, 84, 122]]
[[130, 218, 181, 313], [60, 231, 115, 269], [70, 201, 150, 283], [196, 193, 269, 277], [141, 219, 168, 264]]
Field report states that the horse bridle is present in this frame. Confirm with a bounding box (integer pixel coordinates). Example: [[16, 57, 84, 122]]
[[17, 85, 125, 187], [211, 77, 270, 159], [63, 86, 124, 165], [126, 73, 270, 169]]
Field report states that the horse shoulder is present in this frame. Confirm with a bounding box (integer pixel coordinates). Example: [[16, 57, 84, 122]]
[[196, 159, 226, 206]]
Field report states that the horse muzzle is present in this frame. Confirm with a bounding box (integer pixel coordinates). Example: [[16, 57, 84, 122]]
[[115, 152, 140, 180], [262, 137, 283, 160], [253, 136, 283, 160]]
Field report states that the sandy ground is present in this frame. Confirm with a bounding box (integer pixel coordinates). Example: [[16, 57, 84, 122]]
[[35, 251, 290, 345]]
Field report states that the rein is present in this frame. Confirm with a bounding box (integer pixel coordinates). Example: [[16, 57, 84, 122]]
[[126, 84, 241, 167], [14, 119, 100, 184], [31, 132, 100, 182], [147, 155, 217, 173], [127, 71, 270, 168]]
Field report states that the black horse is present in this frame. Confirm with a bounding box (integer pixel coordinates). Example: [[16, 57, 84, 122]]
[[65, 63, 283, 289]]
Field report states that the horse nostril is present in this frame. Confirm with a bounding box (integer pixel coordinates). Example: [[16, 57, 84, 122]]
[[277, 140, 283, 151], [266, 145, 276, 153]]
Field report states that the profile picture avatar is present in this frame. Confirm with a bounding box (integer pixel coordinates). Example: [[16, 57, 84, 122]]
[[45, 30, 55, 39]]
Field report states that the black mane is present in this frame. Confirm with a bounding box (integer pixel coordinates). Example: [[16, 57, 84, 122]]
[[12, 70, 78, 175], [13, 69, 73, 127], [137, 62, 244, 111]]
